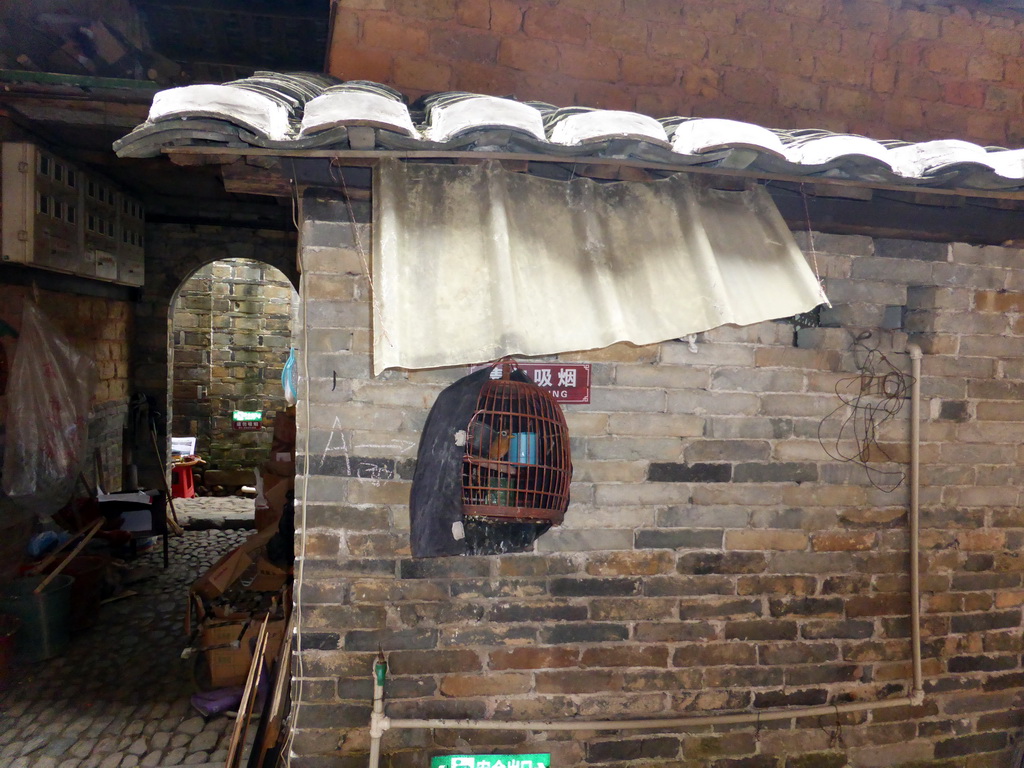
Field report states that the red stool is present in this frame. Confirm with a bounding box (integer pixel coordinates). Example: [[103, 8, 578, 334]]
[[171, 465, 196, 499]]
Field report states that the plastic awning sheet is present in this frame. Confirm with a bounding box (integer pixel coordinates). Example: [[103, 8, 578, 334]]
[[371, 159, 827, 375]]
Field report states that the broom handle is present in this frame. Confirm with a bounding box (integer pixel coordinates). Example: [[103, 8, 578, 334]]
[[33, 517, 104, 594]]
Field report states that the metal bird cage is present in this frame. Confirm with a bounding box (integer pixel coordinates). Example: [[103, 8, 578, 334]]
[[462, 361, 572, 525]]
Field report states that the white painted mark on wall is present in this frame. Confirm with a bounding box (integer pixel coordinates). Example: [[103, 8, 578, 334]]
[[358, 439, 417, 455], [356, 462, 394, 487], [319, 416, 351, 476]]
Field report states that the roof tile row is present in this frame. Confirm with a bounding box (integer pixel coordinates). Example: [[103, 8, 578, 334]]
[[114, 72, 1024, 191]]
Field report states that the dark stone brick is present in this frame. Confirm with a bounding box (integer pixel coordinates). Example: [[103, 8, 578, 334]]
[[801, 620, 874, 640], [759, 642, 839, 665], [951, 572, 1021, 591], [587, 739, 641, 762], [679, 598, 762, 621], [537, 669, 622, 695], [706, 666, 783, 687], [302, 632, 341, 651], [635, 621, 717, 642], [925, 676, 976, 694], [917, 719, 959, 737], [875, 238, 947, 261], [725, 620, 797, 641], [947, 654, 1017, 673], [399, 557, 491, 579], [635, 528, 725, 549], [293, 702, 371, 729], [441, 625, 538, 647], [396, 601, 484, 625], [344, 628, 438, 652], [880, 616, 912, 639], [385, 698, 487, 720], [328, 558, 396, 576], [336, 676, 373, 700], [642, 737, 681, 759], [487, 602, 588, 622], [769, 597, 844, 618], [647, 575, 734, 596], [540, 623, 629, 644], [385, 675, 438, 698], [387, 649, 482, 675], [963, 553, 995, 572], [679, 551, 767, 575], [785, 664, 863, 686], [977, 709, 1024, 730], [585, 736, 680, 763], [934, 732, 1008, 758], [951, 611, 1021, 634], [756, 688, 828, 709], [449, 578, 545, 599], [299, 678, 338, 701], [550, 577, 641, 597], [733, 462, 818, 483], [983, 671, 1024, 691], [785, 753, 847, 768], [711, 756, 781, 768], [649, 462, 732, 482], [938, 400, 969, 421], [674, 643, 757, 667]]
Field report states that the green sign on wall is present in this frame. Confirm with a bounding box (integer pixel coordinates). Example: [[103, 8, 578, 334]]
[[431, 755, 551, 768]]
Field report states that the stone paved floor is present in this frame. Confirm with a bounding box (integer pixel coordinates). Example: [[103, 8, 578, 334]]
[[0, 528, 253, 768], [173, 496, 254, 531]]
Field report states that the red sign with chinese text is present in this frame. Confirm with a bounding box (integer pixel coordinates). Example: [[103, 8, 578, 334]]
[[474, 363, 591, 404]]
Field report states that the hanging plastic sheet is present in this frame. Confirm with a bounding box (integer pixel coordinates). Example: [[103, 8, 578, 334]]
[[372, 159, 828, 375], [2, 302, 97, 516]]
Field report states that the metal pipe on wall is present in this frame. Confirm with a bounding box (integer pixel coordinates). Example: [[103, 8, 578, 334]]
[[907, 343, 924, 702], [365, 346, 928, 766]]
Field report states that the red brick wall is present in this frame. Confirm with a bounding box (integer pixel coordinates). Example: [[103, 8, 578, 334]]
[[328, 0, 1024, 145]]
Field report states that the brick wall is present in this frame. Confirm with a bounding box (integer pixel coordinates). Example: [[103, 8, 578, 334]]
[[291, 189, 1024, 768], [171, 258, 296, 470], [330, 0, 1024, 146], [135, 224, 297, 489], [0, 284, 131, 494]]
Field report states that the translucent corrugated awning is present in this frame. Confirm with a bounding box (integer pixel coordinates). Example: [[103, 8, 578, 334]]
[[371, 159, 828, 376]]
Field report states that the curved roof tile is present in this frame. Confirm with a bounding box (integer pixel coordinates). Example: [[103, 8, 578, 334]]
[[112, 74, 1024, 193]]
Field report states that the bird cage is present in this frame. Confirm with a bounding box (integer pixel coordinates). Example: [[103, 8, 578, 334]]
[[462, 361, 572, 525]]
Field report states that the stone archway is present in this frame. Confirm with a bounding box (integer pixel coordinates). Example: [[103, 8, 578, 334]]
[[133, 223, 297, 489], [170, 257, 298, 476]]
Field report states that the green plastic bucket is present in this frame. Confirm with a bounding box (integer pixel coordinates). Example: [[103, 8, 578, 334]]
[[0, 575, 74, 662]]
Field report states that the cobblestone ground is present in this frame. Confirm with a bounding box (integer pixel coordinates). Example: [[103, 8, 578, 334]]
[[173, 496, 254, 531], [0, 528, 252, 768]]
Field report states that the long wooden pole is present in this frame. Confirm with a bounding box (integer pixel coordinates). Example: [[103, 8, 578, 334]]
[[148, 424, 184, 535], [33, 517, 103, 594]]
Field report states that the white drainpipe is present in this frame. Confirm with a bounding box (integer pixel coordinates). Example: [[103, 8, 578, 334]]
[[366, 345, 927, 766]]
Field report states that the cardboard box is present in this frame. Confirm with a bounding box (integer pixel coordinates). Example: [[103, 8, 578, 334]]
[[201, 616, 286, 688], [254, 504, 280, 533], [262, 458, 295, 478], [264, 474, 293, 513], [191, 527, 276, 601]]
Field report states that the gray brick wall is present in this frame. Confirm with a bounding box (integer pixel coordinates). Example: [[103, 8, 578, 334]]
[[290, 192, 1024, 768], [134, 224, 297, 489]]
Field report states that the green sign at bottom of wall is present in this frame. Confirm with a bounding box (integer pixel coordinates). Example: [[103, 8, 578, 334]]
[[431, 755, 551, 768]]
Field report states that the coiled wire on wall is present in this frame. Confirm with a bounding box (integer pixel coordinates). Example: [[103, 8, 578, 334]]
[[817, 331, 914, 492]]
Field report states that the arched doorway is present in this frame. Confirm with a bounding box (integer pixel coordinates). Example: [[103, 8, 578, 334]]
[[169, 258, 298, 517]]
